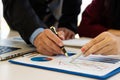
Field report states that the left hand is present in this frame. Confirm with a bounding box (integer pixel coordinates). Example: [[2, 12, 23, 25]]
[[57, 27, 75, 40]]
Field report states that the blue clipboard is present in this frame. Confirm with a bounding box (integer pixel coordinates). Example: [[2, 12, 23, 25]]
[[9, 59, 120, 80]]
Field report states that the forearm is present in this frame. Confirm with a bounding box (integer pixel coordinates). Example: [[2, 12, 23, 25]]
[[58, 0, 81, 33], [2, 0, 46, 44], [78, 0, 107, 37]]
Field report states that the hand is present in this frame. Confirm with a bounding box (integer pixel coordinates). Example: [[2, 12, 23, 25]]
[[34, 29, 64, 56], [81, 32, 120, 56], [57, 27, 75, 40], [108, 29, 120, 36]]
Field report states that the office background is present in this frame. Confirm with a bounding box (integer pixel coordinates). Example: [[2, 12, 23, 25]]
[[0, 0, 92, 39], [0, 1, 120, 80]]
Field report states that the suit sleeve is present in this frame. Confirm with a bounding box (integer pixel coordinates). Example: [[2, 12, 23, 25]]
[[2, 0, 47, 44], [78, 0, 109, 38], [58, 0, 81, 34]]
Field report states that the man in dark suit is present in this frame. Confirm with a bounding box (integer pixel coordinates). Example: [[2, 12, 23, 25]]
[[2, 0, 81, 55]]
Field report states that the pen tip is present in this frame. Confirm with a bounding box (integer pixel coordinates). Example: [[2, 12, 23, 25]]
[[65, 52, 69, 57]]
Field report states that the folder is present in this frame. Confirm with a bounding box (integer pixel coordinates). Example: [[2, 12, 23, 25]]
[[9, 51, 120, 80]]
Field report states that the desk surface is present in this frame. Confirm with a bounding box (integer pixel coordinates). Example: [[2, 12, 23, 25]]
[[0, 61, 120, 80], [0, 30, 120, 80]]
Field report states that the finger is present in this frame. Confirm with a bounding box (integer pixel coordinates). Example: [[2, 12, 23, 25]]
[[82, 33, 106, 55], [69, 32, 75, 39], [42, 35, 63, 54], [37, 46, 53, 56], [64, 30, 73, 40], [66, 32, 71, 40], [57, 28, 69, 39], [84, 38, 111, 56], [102, 49, 116, 55], [45, 29, 63, 47], [57, 28, 75, 39], [57, 31, 65, 40], [34, 32, 60, 55], [34, 29, 63, 55], [36, 38, 55, 55], [101, 45, 118, 55], [93, 44, 113, 55], [71, 33, 75, 39]]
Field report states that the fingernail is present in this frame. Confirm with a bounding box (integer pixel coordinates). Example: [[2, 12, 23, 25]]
[[81, 48, 85, 52]]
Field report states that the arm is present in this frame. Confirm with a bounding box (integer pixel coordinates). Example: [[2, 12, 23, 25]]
[[2, 0, 47, 44], [2, 0, 69, 56], [78, 0, 108, 38], [58, 0, 81, 34], [2, 0, 65, 56]]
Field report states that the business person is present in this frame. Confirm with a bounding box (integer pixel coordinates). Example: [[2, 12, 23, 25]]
[[2, 0, 81, 56], [78, 0, 120, 56]]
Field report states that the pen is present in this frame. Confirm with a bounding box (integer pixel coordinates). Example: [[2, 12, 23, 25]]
[[50, 26, 68, 57], [70, 49, 83, 62]]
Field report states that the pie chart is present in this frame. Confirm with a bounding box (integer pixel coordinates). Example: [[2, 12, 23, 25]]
[[31, 57, 53, 62]]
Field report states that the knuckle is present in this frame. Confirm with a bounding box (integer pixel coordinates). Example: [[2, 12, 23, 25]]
[[93, 45, 99, 50], [102, 32, 109, 36], [91, 39, 97, 44], [44, 29, 49, 34], [108, 37, 117, 45], [87, 49, 94, 54]]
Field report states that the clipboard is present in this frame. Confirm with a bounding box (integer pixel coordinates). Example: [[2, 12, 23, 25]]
[[9, 51, 120, 80]]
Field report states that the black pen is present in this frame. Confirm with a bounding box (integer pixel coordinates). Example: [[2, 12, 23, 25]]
[[50, 26, 68, 57]]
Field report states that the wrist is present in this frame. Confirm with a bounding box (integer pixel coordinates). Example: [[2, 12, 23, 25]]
[[29, 28, 44, 45]]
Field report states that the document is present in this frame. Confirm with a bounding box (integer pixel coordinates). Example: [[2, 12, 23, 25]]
[[63, 37, 92, 48], [9, 38, 120, 79], [9, 51, 120, 79]]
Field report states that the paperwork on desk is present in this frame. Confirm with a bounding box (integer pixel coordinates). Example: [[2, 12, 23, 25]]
[[9, 52, 120, 79], [9, 38, 120, 79], [63, 37, 92, 48]]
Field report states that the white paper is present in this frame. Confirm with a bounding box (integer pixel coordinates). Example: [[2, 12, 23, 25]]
[[11, 51, 120, 77], [63, 37, 92, 47]]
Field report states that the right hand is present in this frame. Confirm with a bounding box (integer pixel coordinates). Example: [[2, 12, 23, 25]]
[[34, 29, 64, 56], [81, 32, 120, 56]]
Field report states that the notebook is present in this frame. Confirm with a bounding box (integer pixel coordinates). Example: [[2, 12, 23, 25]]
[[9, 50, 120, 79], [0, 38, 35, 61]]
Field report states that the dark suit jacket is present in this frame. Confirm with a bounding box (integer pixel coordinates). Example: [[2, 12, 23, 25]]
[[2, 0, 81, 44]]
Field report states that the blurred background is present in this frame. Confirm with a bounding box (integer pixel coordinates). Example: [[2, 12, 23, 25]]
[[0, 0, 92, 39]]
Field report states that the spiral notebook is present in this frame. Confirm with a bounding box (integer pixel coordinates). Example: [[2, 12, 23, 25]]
[[0, 39, 35, 61]]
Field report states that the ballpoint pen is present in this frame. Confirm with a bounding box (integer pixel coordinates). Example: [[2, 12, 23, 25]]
[[50, 26, 68, 57]]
